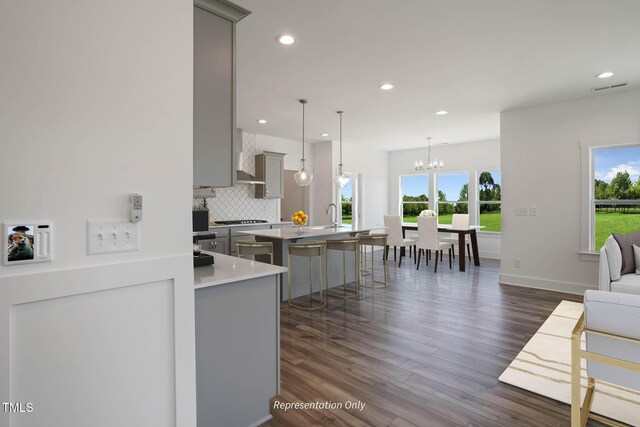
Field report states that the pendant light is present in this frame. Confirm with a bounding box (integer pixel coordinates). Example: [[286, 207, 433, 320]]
[[334, 110, 350, 188], [294, 99, 313, 186], [414, 137, 444, 171]]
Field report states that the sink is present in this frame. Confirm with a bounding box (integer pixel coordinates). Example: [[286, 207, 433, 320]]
[[309, 224, 349, 230]]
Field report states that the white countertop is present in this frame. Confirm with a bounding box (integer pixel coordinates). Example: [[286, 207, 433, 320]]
[[194, 252, 287, 289], [238, 224, 386, 240]]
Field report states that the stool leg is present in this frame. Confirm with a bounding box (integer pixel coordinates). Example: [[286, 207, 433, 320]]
[[417, 249, 421, 270], [309, 257, 313, 308], [319, 255, 324, 307], [355, 249, 360, 296], [288, 253, 292, 305]]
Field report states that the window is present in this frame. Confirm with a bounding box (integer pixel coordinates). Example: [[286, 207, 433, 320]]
[[340, 178, 353, 224], [400, 175, 429, 223], [478, 170, 501, 232], [436, 172, 468, 224], [592, 146, 640, 250]]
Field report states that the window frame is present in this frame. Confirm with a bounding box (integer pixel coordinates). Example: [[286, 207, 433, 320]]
[[477, 169, 502, 234], [579, 136, 640, 260], [435, 170, 469, 222], [399, 173, 430, 223]]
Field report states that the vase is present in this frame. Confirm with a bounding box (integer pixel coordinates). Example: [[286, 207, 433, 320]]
[[296, 224, 304, 235]]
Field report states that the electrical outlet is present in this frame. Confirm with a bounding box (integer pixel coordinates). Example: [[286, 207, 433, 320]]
[[87, 220, 140, 255], [514, 258, 521, 269], [515, 207, 528, 216]]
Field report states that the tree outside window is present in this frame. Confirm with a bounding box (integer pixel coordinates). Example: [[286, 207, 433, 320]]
[[340, 179, 353, 224]]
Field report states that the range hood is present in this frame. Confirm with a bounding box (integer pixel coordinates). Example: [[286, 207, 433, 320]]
[[236, 168, 264, 185], [235, 132, 265, 185]]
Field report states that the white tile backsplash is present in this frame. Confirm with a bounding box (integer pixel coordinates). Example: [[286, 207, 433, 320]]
[[193, 132, 279, 222]]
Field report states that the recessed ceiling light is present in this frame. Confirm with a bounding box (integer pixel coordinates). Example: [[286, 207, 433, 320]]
[[596, 71, 614, 79], [257, 119, 267, 124], [435, 110, 448, 115], [379, 83, 394, 90], [277, 34, 295, 45], [321, 133, 329, 137]]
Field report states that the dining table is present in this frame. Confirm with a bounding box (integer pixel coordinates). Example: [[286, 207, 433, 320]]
[[401, 223, 485, 272]]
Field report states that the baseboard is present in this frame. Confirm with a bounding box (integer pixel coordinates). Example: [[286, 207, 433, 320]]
[[248, 414, 273, 427], [499, 273, 596, 295]]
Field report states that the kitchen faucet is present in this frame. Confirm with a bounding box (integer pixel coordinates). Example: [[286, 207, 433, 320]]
[[326, 203, 338, 226]]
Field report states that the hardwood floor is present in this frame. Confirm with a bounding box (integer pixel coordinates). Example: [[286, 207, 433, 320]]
[[263, 255, 603, 427]]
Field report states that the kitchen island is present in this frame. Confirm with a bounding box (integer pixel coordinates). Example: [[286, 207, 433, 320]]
[[239, 225, 384, 301], [194, 253, 286, 427]]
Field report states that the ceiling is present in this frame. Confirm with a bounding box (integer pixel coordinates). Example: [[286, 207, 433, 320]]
[[234, 0, 640, 151]]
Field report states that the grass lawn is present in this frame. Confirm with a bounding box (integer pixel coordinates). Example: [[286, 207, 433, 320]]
[[402, 212, 502, 232], [595, 211, 640, 250]]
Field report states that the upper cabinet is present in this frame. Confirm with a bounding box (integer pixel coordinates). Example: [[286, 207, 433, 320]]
[[193, 0, 250, 188], [255, 152, 285, 199]]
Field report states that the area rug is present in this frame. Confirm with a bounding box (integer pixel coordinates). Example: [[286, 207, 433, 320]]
[[499, 300, 640, 426]]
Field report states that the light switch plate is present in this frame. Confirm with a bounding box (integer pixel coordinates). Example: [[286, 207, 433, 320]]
[[515, 206, 529, 216], [87, 220, 140, 255]]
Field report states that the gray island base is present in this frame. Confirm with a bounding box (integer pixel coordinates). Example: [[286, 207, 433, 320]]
[[238, 225, 384, 301]]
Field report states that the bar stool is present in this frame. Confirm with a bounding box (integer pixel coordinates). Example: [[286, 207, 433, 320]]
[[358, 234, 389, 289], [325, 238, 360, 299], [288, 241, 327, 310], [356, 231, 371, 276], [236, 241, 274, 264]]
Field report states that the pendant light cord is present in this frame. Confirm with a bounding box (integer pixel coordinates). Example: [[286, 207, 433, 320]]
[[338, 111, 344, 165], [301, 100, 306, 160]]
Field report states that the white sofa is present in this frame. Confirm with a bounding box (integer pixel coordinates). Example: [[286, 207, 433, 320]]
[[599, 235, 640, 295]]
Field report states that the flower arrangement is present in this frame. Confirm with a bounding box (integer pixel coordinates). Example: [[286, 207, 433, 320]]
[[419, 209, 438, 217], [292, 210, 308, 226]]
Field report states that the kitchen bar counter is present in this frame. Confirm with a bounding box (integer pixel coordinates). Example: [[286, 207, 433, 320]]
[[207, 221, 293, 229], [194, 251, 287, 289], [238, 224, 383, 240], [239, 225, 385, 301]]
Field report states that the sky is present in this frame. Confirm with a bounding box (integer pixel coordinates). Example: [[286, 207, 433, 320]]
[[402, 171, 501, 201], [340, 178, 353, 200], [594, 146, 640, 183]]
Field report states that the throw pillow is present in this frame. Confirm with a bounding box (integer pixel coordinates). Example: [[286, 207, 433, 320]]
[[634, 245, 640, 275], [604, 236, 622, 281], [612, 231, 640, 275]]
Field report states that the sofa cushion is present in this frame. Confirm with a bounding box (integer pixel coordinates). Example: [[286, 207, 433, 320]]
[[612, 231, 640, 275], [611, 274, 640, 295], [605, 236, 622, 281]]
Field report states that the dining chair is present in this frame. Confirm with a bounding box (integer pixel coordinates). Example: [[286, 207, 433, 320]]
[[441, 213, 471, 261], [416, 215, 452, 272], [383, 215, 416, 267]]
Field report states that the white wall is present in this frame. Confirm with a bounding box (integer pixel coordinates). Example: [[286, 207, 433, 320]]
[[310, 141, 334, 225], [343, 144, 390, 227], [0, 0, 196, 425], [388, 140, 501, 258], [500, 89, 640, 294]]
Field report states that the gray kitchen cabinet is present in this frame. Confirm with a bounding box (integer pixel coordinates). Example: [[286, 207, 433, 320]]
[[255, 152, 285, 199], [197, 238, 228, 255], [193, 0, 249, 188]]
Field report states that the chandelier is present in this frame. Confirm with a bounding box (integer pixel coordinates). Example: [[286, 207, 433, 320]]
[[414, 137, 443, 172]]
